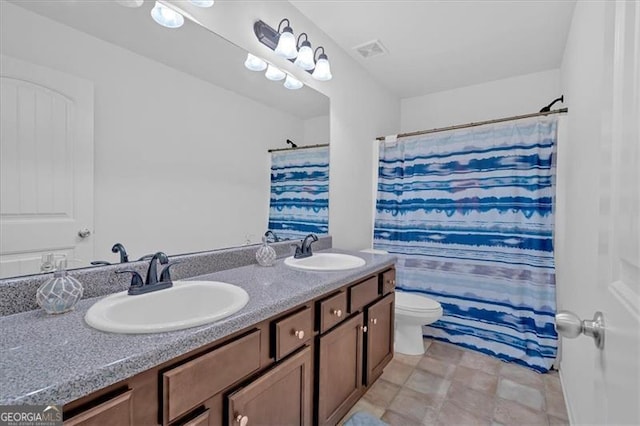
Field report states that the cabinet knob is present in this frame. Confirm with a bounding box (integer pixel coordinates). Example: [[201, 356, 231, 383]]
[[294, 329, 305, 340], [331, 309, 343, 317], [235, 415, 249, 426], [361, 325, 368, 333], [371, 318, 377, 325]]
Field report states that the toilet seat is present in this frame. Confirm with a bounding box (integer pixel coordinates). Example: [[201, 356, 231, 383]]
[[395, 292, 441, 313]]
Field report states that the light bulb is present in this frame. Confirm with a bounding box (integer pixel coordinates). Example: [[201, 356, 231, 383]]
[[283, 74, 303, 90], [189, 0, 214, 6], [312, 55, 332, 81], [294, 42, 315, 71], [151, 2, 184, 28], [275, 29, 298, 60], [244, 53, 267, 72], [265, 64, 286, 81]]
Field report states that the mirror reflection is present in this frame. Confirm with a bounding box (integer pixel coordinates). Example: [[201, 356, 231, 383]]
[[0, 0, 330, 279]]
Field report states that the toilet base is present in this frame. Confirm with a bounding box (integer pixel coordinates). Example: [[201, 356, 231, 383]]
[[395, 323, 426, 355]]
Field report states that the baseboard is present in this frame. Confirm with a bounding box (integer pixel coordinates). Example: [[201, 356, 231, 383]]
[[558, 368, 576, 425]]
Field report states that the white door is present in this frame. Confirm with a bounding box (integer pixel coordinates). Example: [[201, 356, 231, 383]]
[[595, 1, 640, 423], [0, 55, 94, 278]]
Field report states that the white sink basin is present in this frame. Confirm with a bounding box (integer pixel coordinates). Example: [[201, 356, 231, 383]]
[[284, 253, 366, 271], [85, 281, 249, 334]]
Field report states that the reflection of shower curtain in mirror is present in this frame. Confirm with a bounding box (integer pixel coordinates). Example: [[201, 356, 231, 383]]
[[374, 117, 558, 372], [268, 147, 329, 240]]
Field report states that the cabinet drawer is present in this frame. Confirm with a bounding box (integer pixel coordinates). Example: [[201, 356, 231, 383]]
[[349, 277, 379, 313], [318, 291, 348, 333], [381, 269, 396, 295], [163, 330, 261, 424], [176, 409, 210, 426], [64, 389, 133, 426], [273, 307, 313, 360]]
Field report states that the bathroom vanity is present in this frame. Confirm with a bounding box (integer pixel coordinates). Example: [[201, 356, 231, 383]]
[[0, 248, 396, 426]]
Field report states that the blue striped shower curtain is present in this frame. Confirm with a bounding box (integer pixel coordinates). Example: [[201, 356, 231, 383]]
[[268, 147, 329, 240], [374, 117, 558, 372]]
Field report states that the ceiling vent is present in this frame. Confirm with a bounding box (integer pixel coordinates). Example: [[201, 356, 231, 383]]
[[353, 40, 388, 59]]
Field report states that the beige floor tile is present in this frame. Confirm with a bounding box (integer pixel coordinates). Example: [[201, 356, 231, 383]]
[[543, 371, 563, 394], [417, 355, 457, 379], [497, 378, 545, 411], [381, 359, 415, 386], [338, 398, 385, 425], [405, 369, 451, 397], [545, 389, 568, 420], [548, 414, 570, 425], [459, 350, 502, 375], [453, 365, 499, 394], [388, 387, 440, 423], [499, 362, 545, 390], [436, 401, 492, 426], [425, 341, 465, 364], [394, 352, 424, 367], [493, 397, 548, 426], [382, 409, 423, 426], [447, 381, 496, 420], [362, 378, 401, 409]]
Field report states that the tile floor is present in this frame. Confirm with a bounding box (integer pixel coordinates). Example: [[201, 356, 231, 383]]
[[341, 340, 569, 426]]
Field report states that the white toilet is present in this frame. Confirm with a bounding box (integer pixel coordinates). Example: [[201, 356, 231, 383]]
[[394, 291, 443, 355]]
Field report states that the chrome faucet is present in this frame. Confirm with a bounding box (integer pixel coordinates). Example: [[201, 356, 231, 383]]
[[293, 234, 319, 259]]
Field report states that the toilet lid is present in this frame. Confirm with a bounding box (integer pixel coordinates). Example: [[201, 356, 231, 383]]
[[396, 292, 441, 312]]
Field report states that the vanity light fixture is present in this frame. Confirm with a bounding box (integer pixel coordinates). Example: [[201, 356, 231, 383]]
[[273, 19, 298, 59], [244, 53, 267, 71], [265, 64, 286, 81], [189, 0, 214, 7], [283, 74, 303, 90], [312, 47, 332, 81], [151, 1, 184, 28], [294, 33, 315, 71]]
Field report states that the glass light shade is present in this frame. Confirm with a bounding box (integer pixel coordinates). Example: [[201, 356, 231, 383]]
[[265, 64, 286, 81], [151, 2, 184, 28], [283, 74, 303, 90], [274, 30, 298, 59], [115, 0, 144, 8], [244, 53, 267, 72], [294, 44, 315, 71], [189, 0, 214, 6], [312, 57, 332, 81]]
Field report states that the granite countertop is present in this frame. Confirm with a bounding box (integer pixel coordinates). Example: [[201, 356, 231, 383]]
[[0, 249, 396, 406]]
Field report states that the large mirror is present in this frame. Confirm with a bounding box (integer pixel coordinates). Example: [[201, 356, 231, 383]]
[[0, 0, 330, 279]]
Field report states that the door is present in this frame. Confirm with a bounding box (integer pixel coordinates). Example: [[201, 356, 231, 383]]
[[594, 1, 640, 423], [0, 55, 94, 278], [365, 293, 394, 385], [317, 313, 364, 426], [227, 347, 312, 426]]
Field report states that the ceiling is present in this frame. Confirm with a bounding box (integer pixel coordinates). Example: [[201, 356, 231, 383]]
[[291, 0, 576, 99], [8, 0, 329, 119]]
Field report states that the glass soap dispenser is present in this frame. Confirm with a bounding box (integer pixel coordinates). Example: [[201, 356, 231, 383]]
[[255, 235, 277, 267], [36, 256, 84, 314]]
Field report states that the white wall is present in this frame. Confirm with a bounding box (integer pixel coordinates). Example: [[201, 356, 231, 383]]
[[303, 115, 330, 146], [167, 1, 401, 250], [1, 3, 306, 261], [400, 69, 561, 132], [556, 1, 608, 424]]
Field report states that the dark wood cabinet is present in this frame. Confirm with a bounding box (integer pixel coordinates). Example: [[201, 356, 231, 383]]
[[317, 313, 364, 426], [227, 347, 313, 426], [64, 389, 133, 426], [365, 293, 394, 385]]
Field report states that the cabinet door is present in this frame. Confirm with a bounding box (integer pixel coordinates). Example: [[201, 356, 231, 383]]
[[317, 313, 364, 426], [365, 293, 394, 385], [64, 390, 132, 426], [227, 347, 312, 426]]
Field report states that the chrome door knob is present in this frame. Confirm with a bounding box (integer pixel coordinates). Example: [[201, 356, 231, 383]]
[[78, 228, 91, 238], [555, 310, 605, 349]]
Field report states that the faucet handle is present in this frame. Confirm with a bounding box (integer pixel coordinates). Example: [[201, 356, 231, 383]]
[[159, 262, 182, 283], [116, 270, 144, 287]]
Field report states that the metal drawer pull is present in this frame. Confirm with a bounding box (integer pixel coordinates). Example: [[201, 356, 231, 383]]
[[294, 329, 305, 339], [331, 309, 343, 317], [371, 318, 377, 325], [235, 415, 248, 426]]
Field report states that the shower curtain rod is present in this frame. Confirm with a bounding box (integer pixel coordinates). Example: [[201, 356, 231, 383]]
[[375, 108, 568, 141], [268, 143, 329, 153]]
